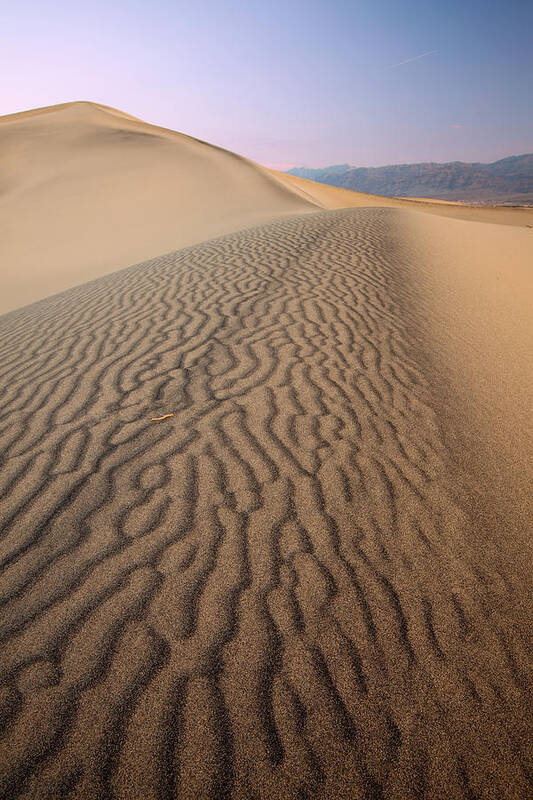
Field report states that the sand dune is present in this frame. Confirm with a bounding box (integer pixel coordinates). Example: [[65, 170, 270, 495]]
[[0, 206, 531, 799], [2, 101, 532, 315], [0, 102, 314, 314]]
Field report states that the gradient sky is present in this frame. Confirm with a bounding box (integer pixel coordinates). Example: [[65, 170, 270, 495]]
[[2, 0, 532, 168]]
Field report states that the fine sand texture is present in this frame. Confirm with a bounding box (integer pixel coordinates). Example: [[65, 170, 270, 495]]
[[400, 212, 533, 543], [2, 101, 533, 315], [0, 208, 531, 799]]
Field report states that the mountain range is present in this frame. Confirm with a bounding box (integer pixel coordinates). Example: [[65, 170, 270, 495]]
[[287, 154, 533, 204]]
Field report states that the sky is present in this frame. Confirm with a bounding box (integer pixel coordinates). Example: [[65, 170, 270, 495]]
[[2, 0, 532, 168]]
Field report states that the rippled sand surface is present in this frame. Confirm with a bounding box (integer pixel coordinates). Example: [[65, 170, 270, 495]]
[[1, 208, 531, 799]]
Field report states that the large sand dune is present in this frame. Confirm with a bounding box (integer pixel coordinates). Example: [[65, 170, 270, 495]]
[[1, 103, 532, 798], [0, 101, 314, 314], [1, 102, 532, 314], [0, 205, 532, 798]]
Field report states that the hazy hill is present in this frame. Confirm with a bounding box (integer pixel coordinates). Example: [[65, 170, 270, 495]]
[[287, 154, 533, 203]]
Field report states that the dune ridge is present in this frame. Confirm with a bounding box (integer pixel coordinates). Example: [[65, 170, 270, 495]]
[[0, 208, 531, 799], [2, 101, 532, 315], [0, 101, 314, 314]]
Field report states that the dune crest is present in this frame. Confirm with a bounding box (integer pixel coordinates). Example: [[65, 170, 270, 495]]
[[1, 101, 532, 315], [0, 101, 314, 314]]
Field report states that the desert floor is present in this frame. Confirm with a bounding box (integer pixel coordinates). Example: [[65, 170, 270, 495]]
[[0, 105, 532, 800]]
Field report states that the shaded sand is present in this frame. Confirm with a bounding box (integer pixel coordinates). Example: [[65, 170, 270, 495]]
[[0, 208, 531, 799], [2, 101, 532, 315]]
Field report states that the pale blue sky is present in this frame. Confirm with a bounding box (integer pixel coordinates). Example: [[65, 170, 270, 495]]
[[2, 0, 532, 167]]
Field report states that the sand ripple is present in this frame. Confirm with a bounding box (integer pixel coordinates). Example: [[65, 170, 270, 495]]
[[0, 209, 531, 799]]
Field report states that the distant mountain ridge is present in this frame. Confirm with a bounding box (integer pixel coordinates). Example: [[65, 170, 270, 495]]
[[287, 154, 533, 204]]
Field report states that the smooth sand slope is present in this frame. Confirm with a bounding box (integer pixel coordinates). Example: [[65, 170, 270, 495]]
[[0, 101, 314, 314], [0, 205, 532, 799], [401, 213, 533, 542], [2, 101, 532, 314]]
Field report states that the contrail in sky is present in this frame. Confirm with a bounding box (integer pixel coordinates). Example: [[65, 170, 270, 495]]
[[385, 50, 438, 69]]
